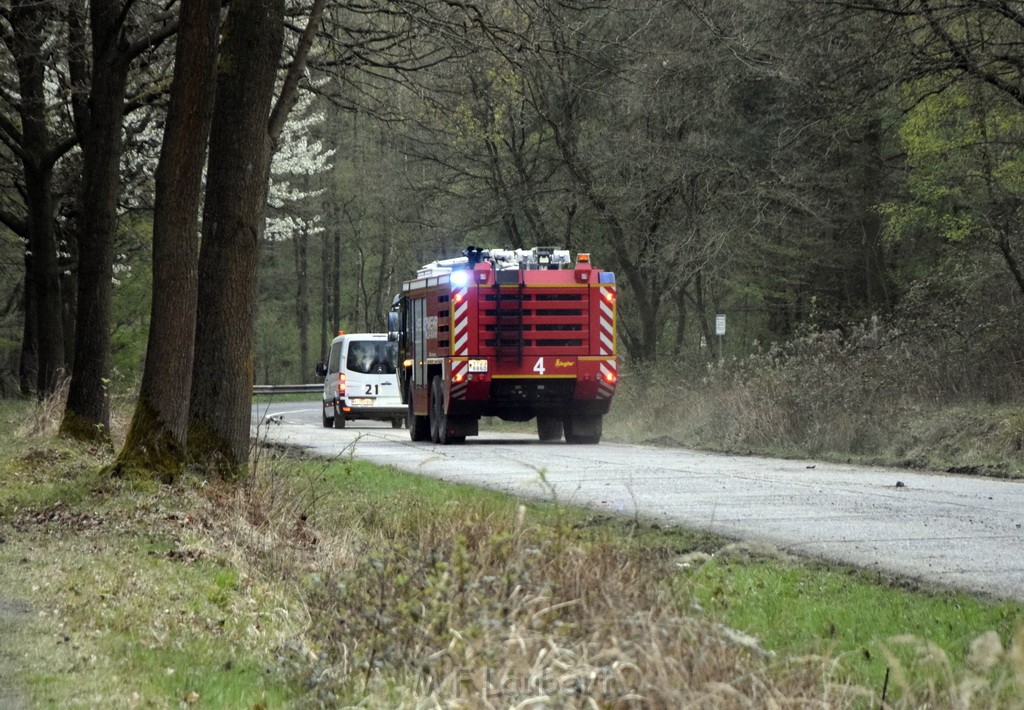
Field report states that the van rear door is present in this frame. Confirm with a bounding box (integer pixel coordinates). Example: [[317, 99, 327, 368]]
[[343, 339, 401, 407]]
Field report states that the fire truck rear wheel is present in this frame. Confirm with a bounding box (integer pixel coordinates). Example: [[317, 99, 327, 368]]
[[537, 415, 564, 442], [565, 411, 602, 445], [409, 384, 430, 441]]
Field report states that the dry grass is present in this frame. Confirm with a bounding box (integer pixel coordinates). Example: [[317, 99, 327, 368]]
[[14, 378, 132, 447], [219, 451, 864, 707], [15, 376, 70, 439], [608, 322, 1024, 477]]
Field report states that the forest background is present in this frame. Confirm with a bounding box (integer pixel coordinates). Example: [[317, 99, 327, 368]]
[[1, 0, 1023, 473]]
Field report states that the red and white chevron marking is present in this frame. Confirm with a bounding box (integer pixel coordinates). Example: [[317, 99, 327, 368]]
[[450, 284, 470, 399], [597, 359, 617, 399], [598, 286, 616, 356], [452, 285, 470, 356], [450, 359, 469, 400]]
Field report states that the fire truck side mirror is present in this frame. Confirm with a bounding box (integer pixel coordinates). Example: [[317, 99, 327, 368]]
[[387, 309, 399, 341]]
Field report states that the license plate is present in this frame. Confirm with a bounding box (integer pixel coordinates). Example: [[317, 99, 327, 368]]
[[468, 359, 488, 373], [350, 398, 373, 406]]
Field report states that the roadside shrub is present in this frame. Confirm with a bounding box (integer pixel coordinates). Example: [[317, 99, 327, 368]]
[[610, 264, 1024, 471]]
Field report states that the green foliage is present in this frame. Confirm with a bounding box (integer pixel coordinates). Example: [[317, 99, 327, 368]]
[[884, 82, 1024, 252]]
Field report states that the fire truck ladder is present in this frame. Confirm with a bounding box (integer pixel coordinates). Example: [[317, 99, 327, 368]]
[[493, 279, 525, 364]]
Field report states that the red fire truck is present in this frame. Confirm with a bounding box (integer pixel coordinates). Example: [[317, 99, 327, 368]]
[[390, 246, 618, 444]]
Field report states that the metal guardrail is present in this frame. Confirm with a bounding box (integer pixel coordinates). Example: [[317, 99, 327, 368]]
[[253, 383, 322, 395]]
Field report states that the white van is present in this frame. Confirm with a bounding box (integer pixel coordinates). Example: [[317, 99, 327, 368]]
[[316, 333, 405, 429]]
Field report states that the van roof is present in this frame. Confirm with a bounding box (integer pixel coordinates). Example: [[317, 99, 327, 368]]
[[330, 332, 389, 344]]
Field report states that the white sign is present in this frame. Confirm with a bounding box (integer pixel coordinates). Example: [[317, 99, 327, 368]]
[[715, 314, 726, 336]]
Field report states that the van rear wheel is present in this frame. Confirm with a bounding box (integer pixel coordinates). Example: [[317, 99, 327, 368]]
[[322, 405, 333, 428], [333, 405, 346, 429]]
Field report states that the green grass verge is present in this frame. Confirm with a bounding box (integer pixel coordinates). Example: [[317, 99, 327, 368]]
[[683, 558, 1023, 690], [1, 397, 1022, 706]]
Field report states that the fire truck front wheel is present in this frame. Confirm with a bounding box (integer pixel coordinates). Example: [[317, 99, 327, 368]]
[[430, 376, 465, 444]]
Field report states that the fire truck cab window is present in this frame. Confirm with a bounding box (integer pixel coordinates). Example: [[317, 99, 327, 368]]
[[346, 341, 398, 375]]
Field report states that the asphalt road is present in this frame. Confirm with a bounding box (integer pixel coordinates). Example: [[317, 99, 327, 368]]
[[252, 400, 1024, 602]]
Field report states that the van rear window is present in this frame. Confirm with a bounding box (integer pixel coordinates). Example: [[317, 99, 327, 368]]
[[346, 341, 397, 375]]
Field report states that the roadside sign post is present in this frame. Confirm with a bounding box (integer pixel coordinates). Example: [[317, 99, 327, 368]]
[[715, 314, 726, 364]]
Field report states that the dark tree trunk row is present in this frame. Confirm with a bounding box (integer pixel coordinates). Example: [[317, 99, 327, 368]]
[[115, 0, 222, 478], [9, 0, 66, 397]]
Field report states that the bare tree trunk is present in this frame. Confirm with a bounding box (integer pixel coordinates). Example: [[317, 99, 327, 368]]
[[10, 0, 65, 397], [60, 225, 77, 372], [18, 255, 37, 397], [998, 234, 1024, 301], [371, 235, 392, 331], [332, 221, 341, 332], [693, 269, 713, 360], [188, 0, 286, 475], [60, 0, 132, 443], [116, 0, 220, 479], [293, 227, 310, 381], [319, 225, 329, 361], [673, 282, 689, 355]]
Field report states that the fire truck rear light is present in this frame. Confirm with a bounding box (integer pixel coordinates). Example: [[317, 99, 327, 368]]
[[403, 358, 413, 368], [603, 290, 616, 303], [576, 270, 589, 282], [453, 373, 465, 383], [453, 292, 465, 304], [449, 270, 469, 288], [468, 359, 488, 373], [577, 253, 590, 263], [603, 371, 617, 384]]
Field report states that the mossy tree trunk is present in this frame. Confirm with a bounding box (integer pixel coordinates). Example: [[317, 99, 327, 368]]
[[114, 0, 222, 480], [187, 0, 287, 476]]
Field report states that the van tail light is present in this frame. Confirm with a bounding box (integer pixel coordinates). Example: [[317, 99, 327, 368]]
[[337, 373, 346, 396]]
